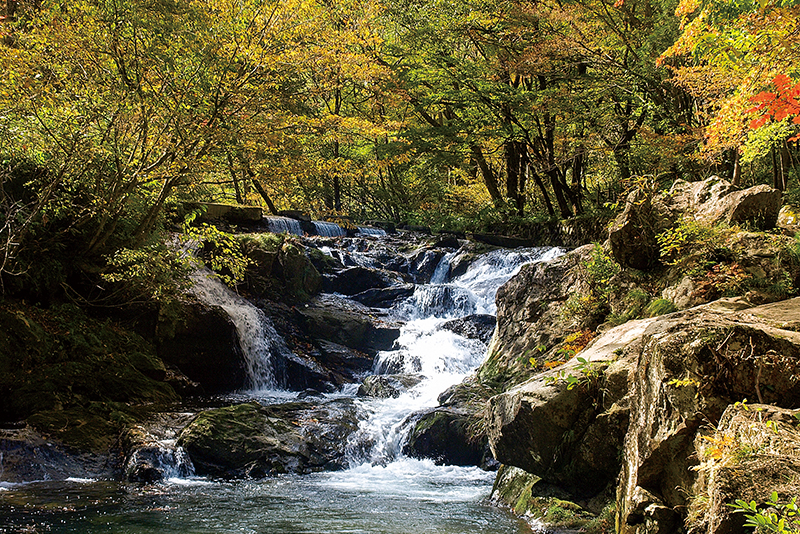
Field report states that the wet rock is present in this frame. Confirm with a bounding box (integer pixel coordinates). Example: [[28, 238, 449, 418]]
[[439, 314, 496, 344], [357, 374, 425, 398], [322, 266, 402, 295], [295, 295, 401, 355], [157, 300, 248, 393], [0, 427, 113, 482], [121, 416, 195, 483], [403, 406, 490, 467], [315, 340, 374, 380], [432, 235, 461, 249], [406, 248, 446, 283], [178, 400, 361, 477], [350, 284, 416, 308]]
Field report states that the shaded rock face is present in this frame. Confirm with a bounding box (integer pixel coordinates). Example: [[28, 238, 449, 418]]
[[157, 301, 247, 393], [0, 427, 114, 482], [608, 189, 664, 270], [322, 266, 402, 296], [486, 319, 641, 499], [295, 294, 401, 356], [121, 414, 195, 483], [178, 400, 361, 478], [402, 407, 491, 468]]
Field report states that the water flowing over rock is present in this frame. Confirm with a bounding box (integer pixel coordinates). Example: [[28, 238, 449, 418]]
[[263, 216, 304, 235]]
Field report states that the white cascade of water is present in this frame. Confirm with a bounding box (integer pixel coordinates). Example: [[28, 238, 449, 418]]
[[356, 226, 387, 236], [263, 216, 304, 236], [346, 246, 564, 467], [190, 268, 291, 390], [313, 221, 347, 237]]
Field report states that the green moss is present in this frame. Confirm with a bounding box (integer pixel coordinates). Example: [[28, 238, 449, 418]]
[[0, 300, 178, 451], [646, 298, 678, 317]]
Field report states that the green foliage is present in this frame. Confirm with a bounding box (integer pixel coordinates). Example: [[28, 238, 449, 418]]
[[544, 357, 605, 392], [102, 244, 196, 304], [646, 298, 679, 317], [185, 224, 251, 287], [731, 493, 800, 534], [657, 219, 727, 267], [563, 244, 621, 322]]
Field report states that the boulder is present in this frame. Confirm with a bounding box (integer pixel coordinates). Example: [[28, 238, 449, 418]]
[[675, 178, 782, 229], [178, 400, 361, 478], [439, 314, 496, 344], [608, 188, 664, 270], [405, 247, 446, 283], [617, 300, 800, 533], [357, 374, 425, 398], [608, 177, 783, 271], [322, 266, 402, 295], [0, 426, 114, 482], [478, 245, 593, 390], [689, 403, 800, 534], [121, 415, 195, 483], [350, 284, 416, 308], [403, 406, 490, 467], [486, 318, 642, 499], [156, 300, 248, 393], [295, 295, 401, 355]]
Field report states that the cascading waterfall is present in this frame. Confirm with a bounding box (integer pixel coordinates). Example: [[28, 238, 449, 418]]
[[356, 226, 387, 236], [190, 268, 291, 390], [312, 221, 347, 237], [263, 216, 304, 235], [346, 246, 563, 467]]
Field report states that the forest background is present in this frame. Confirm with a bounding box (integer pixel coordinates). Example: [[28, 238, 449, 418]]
[[1, 0, 799, 303]]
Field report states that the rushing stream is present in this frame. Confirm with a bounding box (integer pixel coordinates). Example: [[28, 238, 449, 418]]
[[0, 234, 561, 533]]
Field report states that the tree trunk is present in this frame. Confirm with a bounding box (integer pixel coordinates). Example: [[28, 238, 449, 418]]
[[471, 144, 503, 208]]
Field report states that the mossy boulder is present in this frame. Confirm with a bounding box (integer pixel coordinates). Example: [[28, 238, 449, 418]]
[[402, 406, 490, 467], [178, 400, 361, 478], [0, 301, 177, 451]]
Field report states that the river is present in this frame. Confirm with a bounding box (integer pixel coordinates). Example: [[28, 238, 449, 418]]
[[0, 235, 562, 534]]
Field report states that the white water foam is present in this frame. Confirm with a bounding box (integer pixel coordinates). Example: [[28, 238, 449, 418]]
[[349, 246, 564, 468]]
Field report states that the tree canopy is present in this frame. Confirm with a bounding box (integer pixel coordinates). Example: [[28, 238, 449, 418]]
[[1, 0, 798, 301]]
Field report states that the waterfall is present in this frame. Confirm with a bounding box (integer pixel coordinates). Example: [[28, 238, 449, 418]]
[[190, 268, 291, 390], [347, 246, 563, 466], [263, 216, 304, 236], [312, 221, 347, 237], [356, 226, 387, 236]]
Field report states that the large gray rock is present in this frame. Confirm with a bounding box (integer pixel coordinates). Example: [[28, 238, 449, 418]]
[[357, 374, 424, 398], [295, 295, 401, 355], [608, 177, 782, 271], [487, 318, 646, 499], [617, 300, 800, 533], [478, 245, 593, 390], [178, 400, 361, 478], [689, 403, 800, 534]]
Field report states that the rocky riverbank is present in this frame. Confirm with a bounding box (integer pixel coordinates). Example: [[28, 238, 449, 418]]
[[478, 176, 800, 533]]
